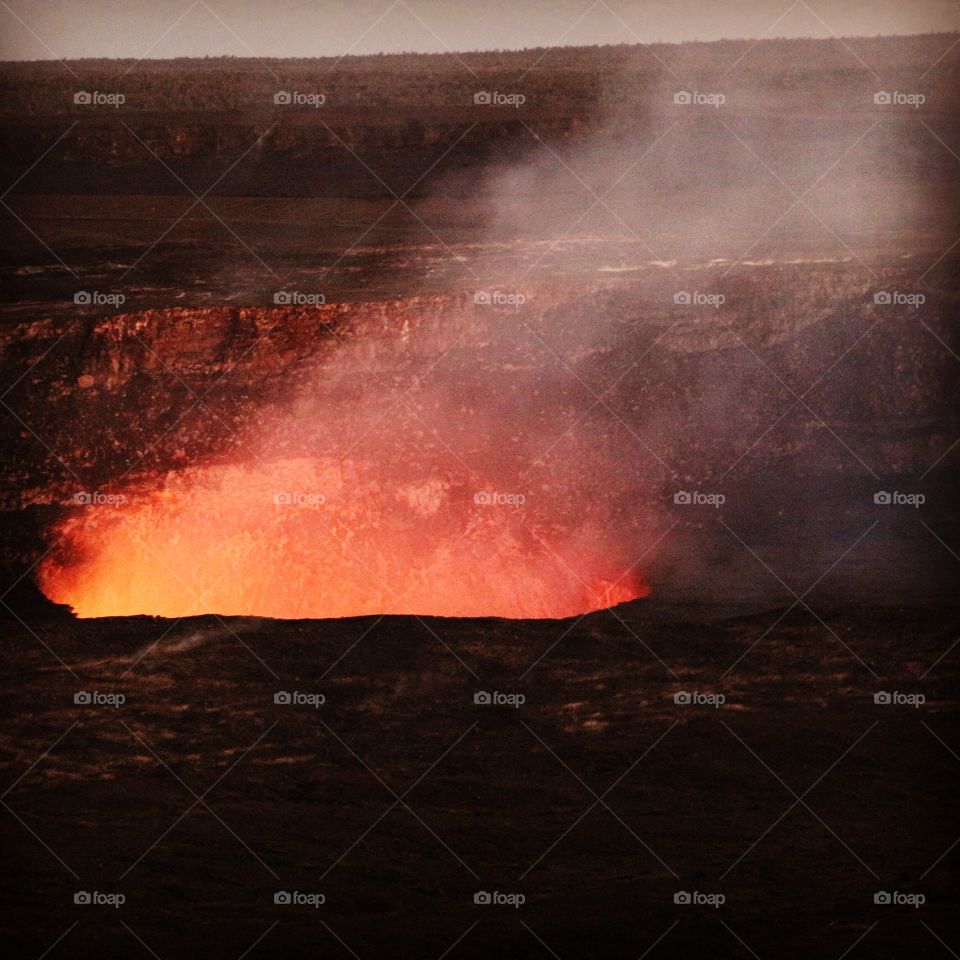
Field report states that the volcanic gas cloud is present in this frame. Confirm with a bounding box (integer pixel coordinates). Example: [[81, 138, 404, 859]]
[[39, 298, 657, 619]]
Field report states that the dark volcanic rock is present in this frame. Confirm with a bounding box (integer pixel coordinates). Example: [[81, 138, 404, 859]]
[[1, 602, 957, 958]]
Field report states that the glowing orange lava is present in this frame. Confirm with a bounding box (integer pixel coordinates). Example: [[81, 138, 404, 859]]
[[39, 458, 650, 619]]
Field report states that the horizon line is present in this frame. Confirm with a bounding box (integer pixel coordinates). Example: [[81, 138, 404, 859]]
[[1, 29, 956, 65]]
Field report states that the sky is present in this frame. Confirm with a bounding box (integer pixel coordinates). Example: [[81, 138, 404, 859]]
[[1, 0, 956, 61]]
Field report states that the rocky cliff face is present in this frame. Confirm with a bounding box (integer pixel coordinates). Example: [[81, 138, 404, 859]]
[[4, 264, 955, 497], [2, 260, 955, 610]]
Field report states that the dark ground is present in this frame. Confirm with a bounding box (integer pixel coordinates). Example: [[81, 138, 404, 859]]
[[2, 599, 958, 958]]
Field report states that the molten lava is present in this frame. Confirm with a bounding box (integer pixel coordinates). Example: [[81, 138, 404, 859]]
[[39, 458, 650, 619]]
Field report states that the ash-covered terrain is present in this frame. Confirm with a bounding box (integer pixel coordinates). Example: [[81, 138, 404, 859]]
[[2, 601, 958, 958], [1, 30, 959, 960]]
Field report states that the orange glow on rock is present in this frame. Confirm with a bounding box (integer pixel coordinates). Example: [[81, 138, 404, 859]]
[[39, 458, 650, 619]]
